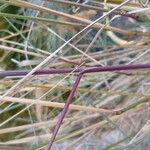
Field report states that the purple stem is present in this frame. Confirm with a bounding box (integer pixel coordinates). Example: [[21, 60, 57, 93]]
[[45, 63, 150, 150], [46, 74, 83, 150], [81, 63, 150, 74], [113, 11, 138, 19], [1, 64, 150, 77], [0, 68, 83, 77], [1, 64, 150, 149]]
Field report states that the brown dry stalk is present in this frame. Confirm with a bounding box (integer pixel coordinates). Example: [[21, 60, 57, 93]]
[[0, 96, 116, 114]]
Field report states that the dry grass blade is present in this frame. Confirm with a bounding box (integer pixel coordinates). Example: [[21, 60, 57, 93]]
[[0, 96, 118, 114]]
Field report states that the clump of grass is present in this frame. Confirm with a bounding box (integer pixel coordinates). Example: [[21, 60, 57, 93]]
[[0, 0, 150, 150]]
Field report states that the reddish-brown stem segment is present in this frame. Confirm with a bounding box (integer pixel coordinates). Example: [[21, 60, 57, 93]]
[[45, 63, 150, 150], [0, 64, 150, 149], [46, 74, 83, 150], [1, 64, 150, 77]]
